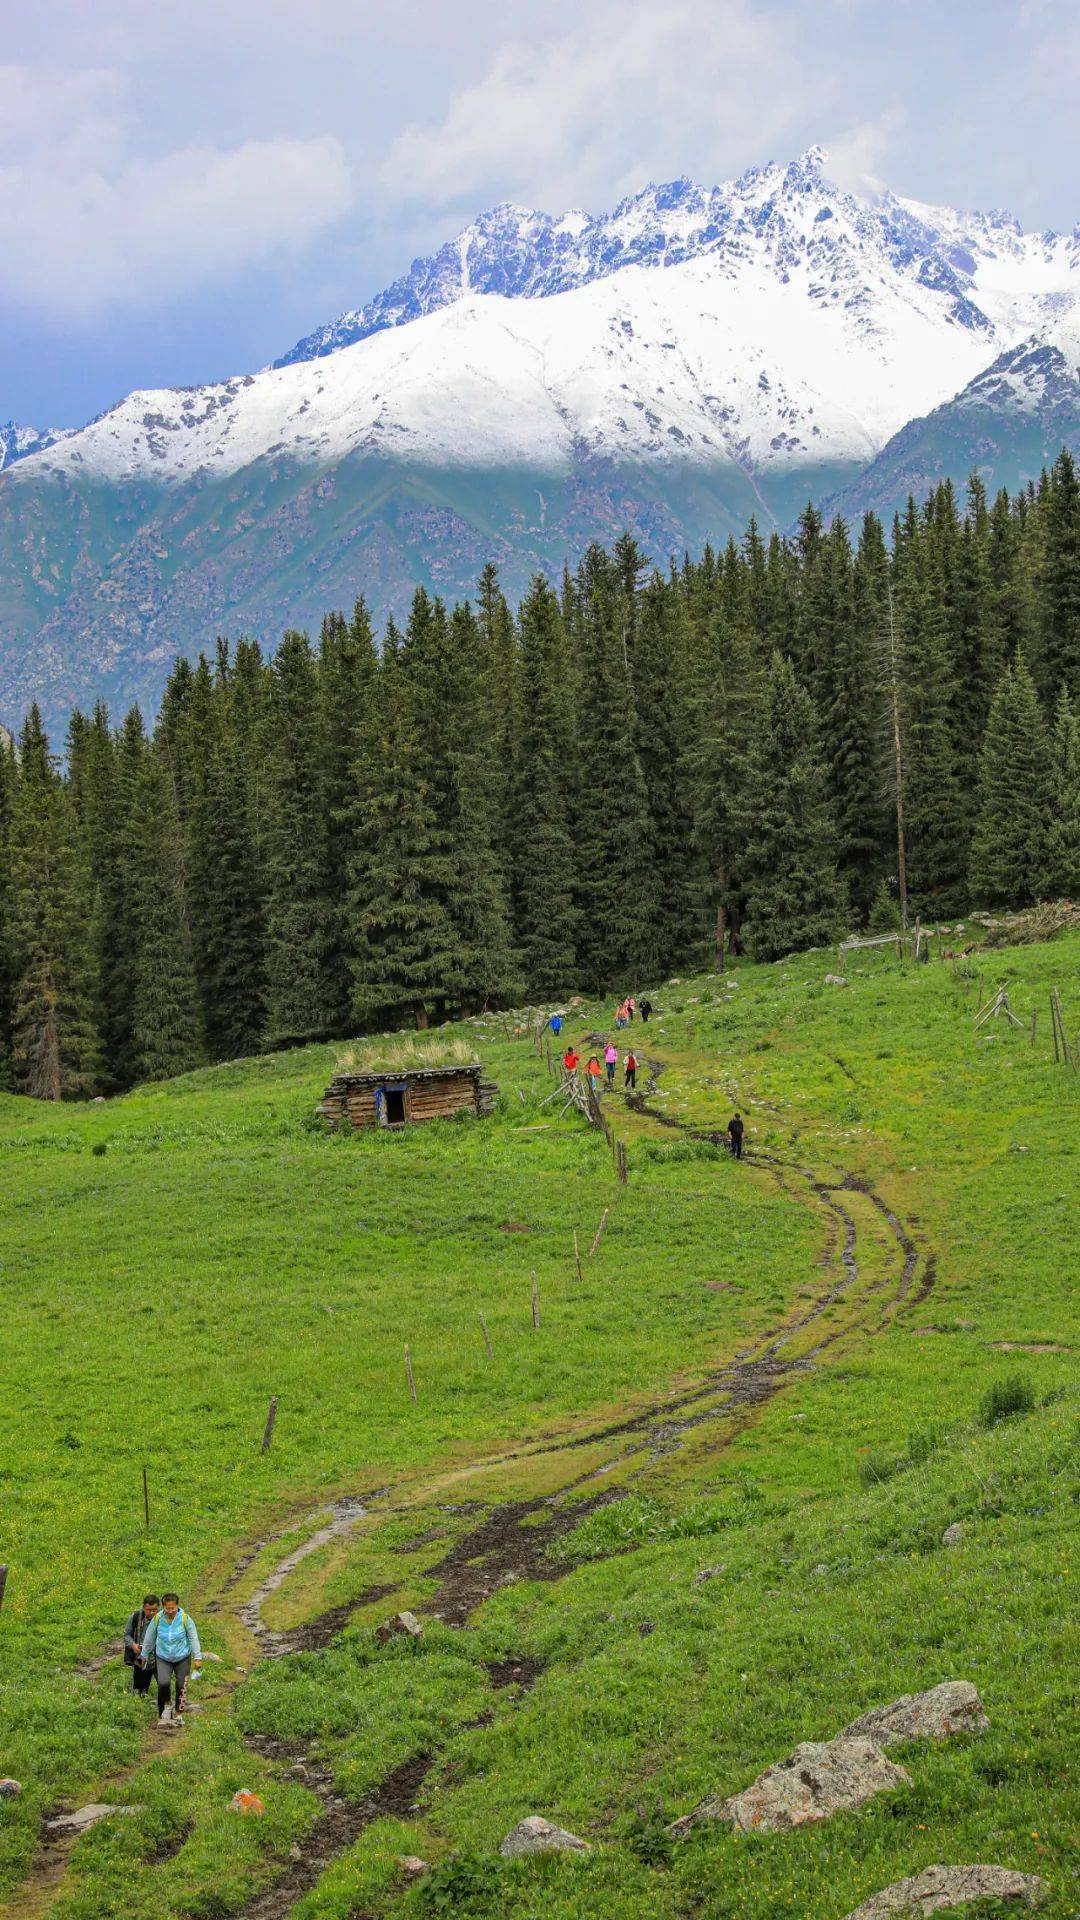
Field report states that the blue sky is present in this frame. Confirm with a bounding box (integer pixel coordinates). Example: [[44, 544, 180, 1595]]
[[2, 0, 1078, 428]]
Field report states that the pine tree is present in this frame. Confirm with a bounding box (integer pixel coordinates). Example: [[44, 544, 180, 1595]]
[[8, 708, 100, 1098], [345, 634, 459, 1028], [129, 750, 204, 1080], [262, 632, 330, 1048], [511, 576, 581, 994], [969, 653, 1051, 908], [741, 655, 845, 963], [1042, 687, 1080, 899], [683, 606, 758, 967], [1036, 448, 1080, 701], [572, 547, 661, 990], [319, 601, 378, 1033], [894, 531, 966, 908], [0, 731, 16, 1085]]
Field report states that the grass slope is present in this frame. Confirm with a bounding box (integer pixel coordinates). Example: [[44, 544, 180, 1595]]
[[0, 934, 1076, 1918]]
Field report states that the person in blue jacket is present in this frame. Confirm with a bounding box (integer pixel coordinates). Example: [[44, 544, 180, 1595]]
[[549, 1012, 563, 1037], [140, 1592, 202, 1719]]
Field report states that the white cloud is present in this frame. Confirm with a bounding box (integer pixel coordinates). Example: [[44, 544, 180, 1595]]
[[0, 65, 353, 318], [826, 109, 906, 198], [378, 0, 831, 212]]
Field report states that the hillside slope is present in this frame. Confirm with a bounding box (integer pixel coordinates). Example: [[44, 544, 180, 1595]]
[[0, 933, 1076, 1918]]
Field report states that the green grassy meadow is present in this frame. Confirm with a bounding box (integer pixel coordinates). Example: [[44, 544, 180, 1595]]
[[0, 932, 1077, 1918]]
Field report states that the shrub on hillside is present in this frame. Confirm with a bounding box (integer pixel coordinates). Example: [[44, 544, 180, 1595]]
[[979, 1373, 1035, 1428]]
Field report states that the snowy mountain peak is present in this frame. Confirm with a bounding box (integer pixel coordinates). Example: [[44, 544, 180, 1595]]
[[0, 421, 70, 472]]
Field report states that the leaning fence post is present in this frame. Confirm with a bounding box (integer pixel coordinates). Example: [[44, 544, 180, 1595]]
[[589, 1207, 609, 1257], [573, 1231, 583, 1283], [530, 1272, 540, 1330], [478, 1313, 494, 1360], [261, 1396, 279, 1452], [0, 1565, 8, 1614], [404, 1344, 417, 1402]]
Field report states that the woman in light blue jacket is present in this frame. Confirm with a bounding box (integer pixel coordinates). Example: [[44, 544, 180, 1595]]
[[140, 1591, 202, 1719]]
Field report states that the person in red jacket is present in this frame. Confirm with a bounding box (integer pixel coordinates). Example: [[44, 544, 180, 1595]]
[[563, 1046, 579, 1075], [624, 1050, 638, 1090]]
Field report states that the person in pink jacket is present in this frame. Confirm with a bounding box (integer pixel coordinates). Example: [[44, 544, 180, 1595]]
[[604, 1042, 618, 1087]]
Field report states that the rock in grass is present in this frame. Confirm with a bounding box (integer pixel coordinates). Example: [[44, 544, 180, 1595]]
[[840, 1680, 987, 1746], [375, 1609, 423, 1645], [397, 1855, 430, 1880], [0, 1780, 21, 1798], [941, 1522, 964, 1548], [841, 1863, 1046, 1916], [669, 1738, 909, 1836], [499, 1815, 590, 1857], [46, 1803, 144, 1834]]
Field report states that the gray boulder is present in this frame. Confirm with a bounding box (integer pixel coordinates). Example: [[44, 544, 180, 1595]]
[[0, 1780, 21, 1798], [670, 1737, 909, 1836], [499, 1815, 590, 1857], [941, 1523, 964, 1548], [375, 1610, 423, 1645], [841, 1863, 1046, 1917], [45, 1803, 144, 1835], [840, 1681, 988, 1747]]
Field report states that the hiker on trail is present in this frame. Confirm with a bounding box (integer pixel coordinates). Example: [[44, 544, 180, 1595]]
[[586, 1055, 602, 1093], [627, 997, 636, 1022], [562, 1046, 579, 1075], [140, 1592, 202, 1721], [550, 1012, 563, 1036], [124, 1594, 159, 1697], [728, 1112, 745, 1161], [624, 1050, 638, 1090], [614, 1001, 628, 1029], [604, 1042, 618, 1086], [640, 998, 653, 1023]]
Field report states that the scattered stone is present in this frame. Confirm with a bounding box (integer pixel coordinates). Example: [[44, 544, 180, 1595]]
[[397, 1855, 430, 1880], [227, 1789, 265, 1816], [375, 1610, 423, 1645], [288, 1844, 303, 1862], [941, 1523, 965, 1549], [638, 1622, 656, 1637], [203, 1651, 224, 1663], [992, 1341, 1067, 1354], [841, 1681, 988, 1746], [670, 1739, 909, 1837], [693, 1564, 726, 1585], [499, 1815, 591, 1858], [841, 1863, 1046, 1917], [812, 1562, 829, 1576], [0, 1780, 22, 1799], [46, 1803, 144, 1835], [825, 973, 849, 987]]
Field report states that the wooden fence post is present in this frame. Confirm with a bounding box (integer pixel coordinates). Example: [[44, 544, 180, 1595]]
[[1030, 1007, 1038, 1048], [478, 1313, 493, 1360], [1050, 994, 1061, 1063], [573, 1231, 583, 1283], [617, 1141, 628, 1184], [589, 1207, 609, 1257], [404, 1344, 417, 1402], [530, 1272, 540, 1330], [143, 1464, 150, 1528], [261, 1396, 278, 1452], [0, 1565, 8, 1615]]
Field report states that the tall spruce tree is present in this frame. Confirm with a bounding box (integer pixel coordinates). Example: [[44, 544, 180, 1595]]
[[1037, 448, 1080, 701], [969, 653, 1052, 908], [683, 605, 757, 966], [511, 576, 580, 994], [741, 654, 845, 963], [129, 749, 204, 1081], [0, 731, 15, 1084], [1042, 686, 1080, 899], [8, 708, 100, 1098], [894, 530, 967, 908], [319, 601, 378, 1033], [262, 631, 330, 1048]]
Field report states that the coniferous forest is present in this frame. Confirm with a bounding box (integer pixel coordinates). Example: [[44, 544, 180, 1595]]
[[2, 457, 1079, 1099]]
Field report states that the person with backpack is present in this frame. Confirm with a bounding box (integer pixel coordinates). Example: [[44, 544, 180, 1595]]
[[140, 1592, 202, 1721], [550, 1012, 563, 1037], [586, 1055, 602, 1096], [614, 1001, 628, 1029], [604, 1042, 618, 1086], [728, 1112, 745, 1160], [562, 1045, 579, 1075], [624, 1050, 638, 1090], [639, 998, 653, 1023], [124, 1594, 159, 1697]]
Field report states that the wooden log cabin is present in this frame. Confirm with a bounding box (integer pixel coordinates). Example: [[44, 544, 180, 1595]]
[[317, 1063, 499, 1130]]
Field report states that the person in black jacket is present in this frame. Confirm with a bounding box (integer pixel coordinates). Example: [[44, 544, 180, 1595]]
[[124, 1594, 160, 1696], [728, 1113, 745, 1160]]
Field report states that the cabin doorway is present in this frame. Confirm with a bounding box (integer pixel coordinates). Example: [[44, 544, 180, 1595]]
[[383, 1086, 407, 1126]]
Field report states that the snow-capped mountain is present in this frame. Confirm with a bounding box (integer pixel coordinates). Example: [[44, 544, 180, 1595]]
[[3, 146, 1080, 732], [0, 421, 70, 472]]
